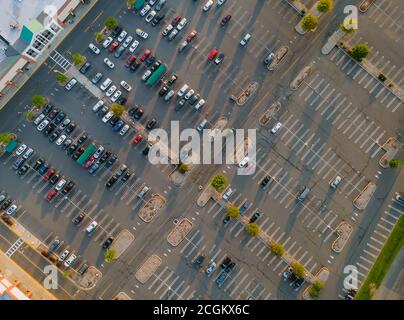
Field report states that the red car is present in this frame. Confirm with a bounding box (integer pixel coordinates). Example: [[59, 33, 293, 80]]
[[140, 49, 152, 62], [108, 40, 119, 52], [84, 157, 96, 169], [171, 15, 182, 27], [208, 49, 218, 61], [125, 55, 137, 68], [186, 30, 198, 43], [43, 168, 55, 181], [221, 14, 231, 26], [46, 189, 58, 202], [131, 134, 143, 145]]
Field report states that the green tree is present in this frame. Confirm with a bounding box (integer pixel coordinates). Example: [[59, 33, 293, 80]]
[[246, 223, 260, 236], [350, 43, 370, 62], [211, 174, 228, 191], [291, 261, 305, 278], [178, 163, 190, 174], [104, 16, 118, 30], [301, 15, 318, 32], [23, 111, 35, 121], [389, 159, 403, 168], [104, 248, 116, 262], [316, 0, 333, 13], [308, 280, 324, 298], [94, 31, 103, 43], [110, 103, 124, 117], [0, 132, 13, 145], [72, 53, 86, 66], [55, 72, 68, 84], [227, 205, 240, 218], [340, 18, 356, 34], [270, 242, 285, 257], [32, 95, 46, 108]]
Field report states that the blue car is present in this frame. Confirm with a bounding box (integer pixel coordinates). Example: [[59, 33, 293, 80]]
[[88, 163, 100, 174], [239, 201, 249, 215], [113, 120, 125, 132]]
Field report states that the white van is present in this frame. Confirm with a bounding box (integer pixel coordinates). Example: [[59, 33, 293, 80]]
[[138, 186, 150, 198], [197, 119, 208, 132], [330, 176, 342, 189], [177, 84, 189, 97], [240, 33, 251, 47], [100, 78, 112, 91]]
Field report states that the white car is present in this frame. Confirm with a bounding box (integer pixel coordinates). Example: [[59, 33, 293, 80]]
[[194, 99, 205, 111], [88, 43, 100, 54], [184, 89, 195, 100], [106, 85, 117, 97], [111, 90, 122, 102], [129, 40, 140, 53], [122, 35, 133, 48], [6, 204, 18, 216], [119, 124, 130, 136], [217, 0, 226, 6], [136, 28, 148, 39], [271, 122, 282, 134], [140, 4, 151, 16], [120, 80, 132, 92], [102, 37, 113, 48], [330, 176, 342, 189], [55, 179, 67, 191], [148, 0, 158, 5], [102, 111, 114, 123], [100, 78, 112, 91], [92, 100, 104, 112], [162, 24, 174, 36], [203, 0, 213, 11], [34, 113, 45, 125], [16, 144, 27, 156], [142, 70, 152, 81], [64, 253, 77, 268], [86, 221, 98, 234], [177, 18, 187, 30], [145, 10, 156, 23], [205, 261, 216, 275], [65, 78, 77, 91], [59, 249, 70, 262], [117, 30, 127, 42], [55, 135, 67, 146], [238, 156, 249, 168], [104, 58, 115, 69], [222, 188, 234, 201], [37, 119, 49, 131]]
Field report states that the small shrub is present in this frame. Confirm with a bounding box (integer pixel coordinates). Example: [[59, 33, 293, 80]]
[[378, 74, 387, 82]]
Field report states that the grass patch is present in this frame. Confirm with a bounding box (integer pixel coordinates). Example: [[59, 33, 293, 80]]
[[355, 215, 404, 300]]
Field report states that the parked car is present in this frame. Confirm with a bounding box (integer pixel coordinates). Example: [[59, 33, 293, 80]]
[[168, 29, 178, 41], [151, 13, 165, 26], [146, 118, 157, 130], [140, 49, 152, 62], [111, 26, 123, 38], [240, 32, 252, 46], [171, 15, 182, 27], [131, 134, 143, 145], [177, 18, 187, 31], [208, 49, 218, 61], [203, 0, 213, 11], [108, 40, 119, 52], [5, 204, 18, 215], [155, 0, 166, 11], [106, 175, 118, 188], [140, 4, 151, 16], [102, 36, 113, 48], [214, 53, 225, 65], [122, 35, 133, 48], [271, 122, 282, 134], [16, 144, 27, 156], [136, 28, 148, 39], [194, 99, 205, 111], [102, 237, 114, 249], [86, 221, 98, 234], [88, 43, 100, 54], [221, 257, 231, 269], [260, 175, 271, 187], [64, 254, 77, 268], [59, 249, 70, 262], [221, 14, 231, 26], [249, 211, 261, 223], [114, 45, 126, 58], [104, 58, 115, 69], [17, 164, 29, 176], [129, 40, 140, 53], [145, 10, 156, 23], [186, 30, 198, 43], [49, 239, 60, 252], [142, 70, 152, 81], [65, 78, 77, 91], [117, 30, 127, 42], [125, 55, 137, 68], [162, 24, 174, 37], [45, 189, 58, 202], [194, 254, 205, 268], [222, 188, 234, 201], [205, 260, 216, 275], [91, 72, 103, 84], [79, 61, 91, 74]]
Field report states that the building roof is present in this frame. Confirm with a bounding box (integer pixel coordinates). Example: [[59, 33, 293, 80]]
[[0, 276, 30, 300]]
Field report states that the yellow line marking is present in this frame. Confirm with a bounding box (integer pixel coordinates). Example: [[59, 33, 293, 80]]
[[84, 10, 104, 33]]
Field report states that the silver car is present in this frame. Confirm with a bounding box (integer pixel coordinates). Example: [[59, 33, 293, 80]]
[[37, 119, 50, 131]]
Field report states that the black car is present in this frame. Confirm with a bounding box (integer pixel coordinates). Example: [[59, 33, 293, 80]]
[[111, 25, 123, 38], [260, 176, 271, 187], [151, 14, 165, 27], [77, 134, 88, 145], [44, 123, 57, 136], [67, 143, 79, 155], [146, 118, 157, 130], [106, 175, 118, 188], [249, 211, 261, 223], [49, 172, 60, 185], [48, 239, 60, 252], [159, 85, 169, 96], [17, 164, 29, 176], [1, 198, 12, 210], [33, 158, 44, 170], [121, 170, 132, 182], [62, 138, 73, 150], [38, 163, 49, 175], [150, 60, 162, 72], [221, 257, 232, 269], [73, 212, 85, 225], [117, 96, 127, 106], [78, 263, 89, 275], [223, 215, 230, 225], [79, 61, 91, 74], [130, 60, 141, 72], [167, 73, 178, 86], [98, 151, 111, 164], [109, 115, 120, 126], [194, 255, 205, 268], [43, 104, 54, 115], [48, 108, 60, 120], [224, 262, 236, 273], [175, 98, 186, 111], [142, 145, 151, 155], [65, 122, 76, 134], [128, 107, 137, 116], [188, 93, 200, 105], [105, 154, 117, 168], [98, 105, 109, 117], [102, 237, 114, 249], [133, 107, 144, 120], [72, 147, 85, 160], [48, 131, 59, 142], [62, 181, 75, 195], [145, 55, 156, 67]]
